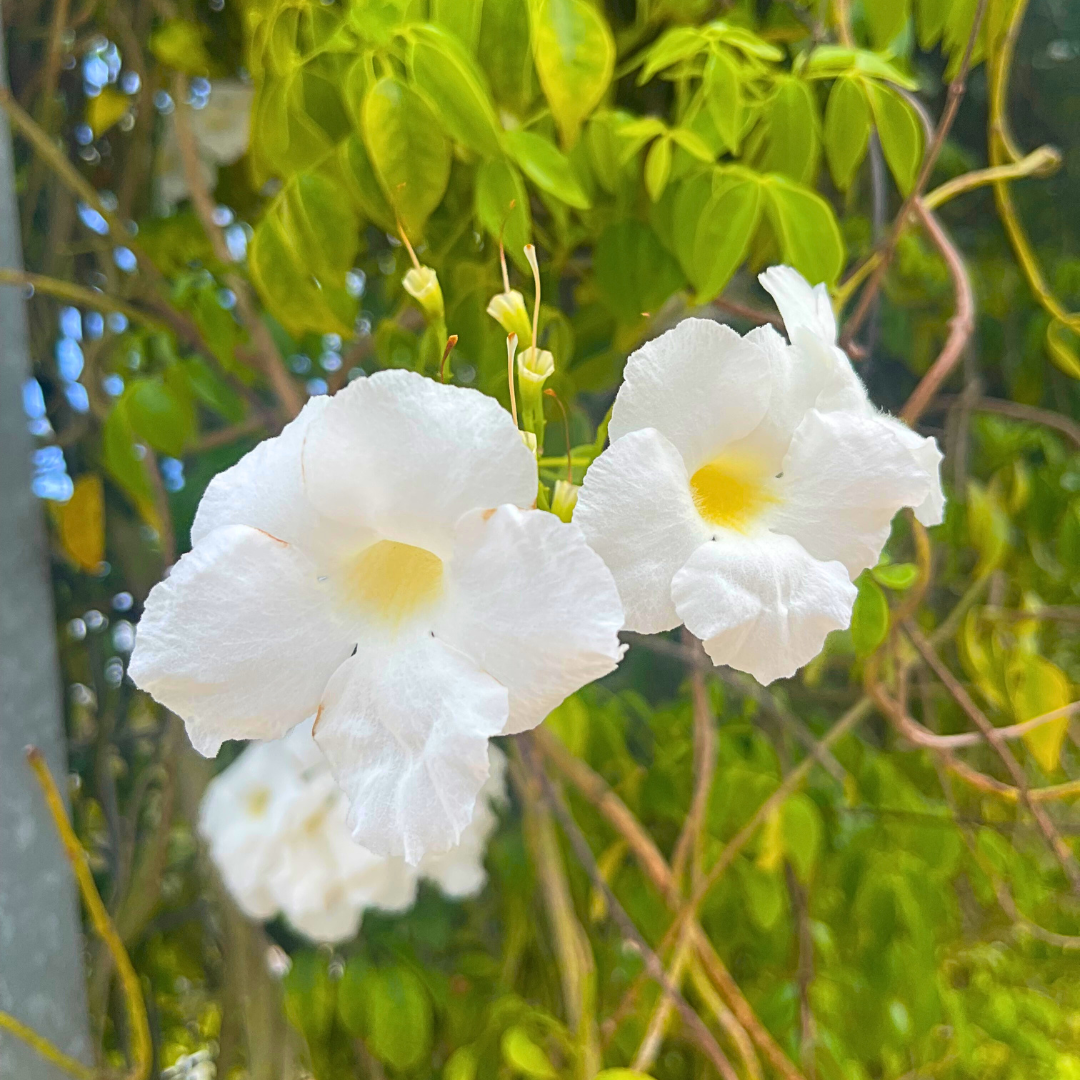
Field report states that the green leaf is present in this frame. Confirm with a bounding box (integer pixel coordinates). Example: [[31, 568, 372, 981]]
[[363, 966, 432, 1071], [177, 358, 246, 423], [761, 76, 820, 184], [361, 76, 451, 238], [149, 19, 212, 75], [431, 0, 484, 50], [805, 45, 919, 90], [639, 25, 705, 83], [851, 571, 890, 657], [125, 377, 194, 458], [249, 168, 359, 337], [706, 20, 784, 62], [703, 48, 743, 152], [475, 156, 533, 264], [102, 403, 159, 530], [966, 480, 1009, 577], [763, 175, 845, 285], [444, 1046, 479, 1080], [671, 169, 714, 277], [782, 793, 823, 884], [864, 0, 911, 49], [738, 861, 785, 930], [644, 135, 673, 202], [410, 24, 502, 157], [478, 0, 534, 114], [824, 74, 872, 190], [338, 133, 396, 232], [871, 562, 919, 591], [915, 0, 950, 49], [283, 952, 337, 1047], [593, 219, 685, 323], [867, 82, 924, 194], [501, 1026, 556, 1079], [503, 128, 591, 208], [1007, 653, 1072, 773], [691, 175, 764, 300], [532, 0, 614, 147], [670, 126, 714, 162]]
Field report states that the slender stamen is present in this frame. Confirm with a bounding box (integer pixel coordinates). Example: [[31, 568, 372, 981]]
[[506, 333, 519, 428], [440, 334, 458, 384], [524, 243, 541, 353], [397, 219, 421, 272], [544, 387, 572, 482]]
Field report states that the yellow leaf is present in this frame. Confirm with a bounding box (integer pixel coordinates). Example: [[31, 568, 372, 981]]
[[52, 474, 105, 573], [149, 19, 213, 75], [756, 805, 784, 873], [86, 88, 130, 137], [965, 481, 1009, 577], [1006, 652, 1073, 773]]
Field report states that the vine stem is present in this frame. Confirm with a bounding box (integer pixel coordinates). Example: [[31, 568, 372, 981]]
[[25, 747, 152, 1080], [0, 1012, 97, 1080], [519, 735, 738, 1079], [840, 0, 989, 350]]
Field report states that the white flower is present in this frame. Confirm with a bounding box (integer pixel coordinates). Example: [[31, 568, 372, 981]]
[[132, 370, 623, 862], [575, 265, 944, 686], [156, 80, 254, 208], [198, 723, 508, 943]]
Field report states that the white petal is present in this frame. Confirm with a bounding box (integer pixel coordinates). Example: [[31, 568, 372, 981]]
[[302, 370, 537, 555], [285, 898, 363, 944], [878, 415, 946, 527], [313, 634, 508, 864], [576, 428, 712, 635], [191, 396, 353, 561], [767, 409, 932, 577], [419, 747, 507, 898], [437, 506, 624, 735], [672, 531, 856, 685], [130, 525, 354, 756], [609, 319, 772, 471], [759, 265, 837, 345]]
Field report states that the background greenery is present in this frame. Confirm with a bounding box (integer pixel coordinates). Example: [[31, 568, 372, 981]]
[[3, 0, 1080, 1077]]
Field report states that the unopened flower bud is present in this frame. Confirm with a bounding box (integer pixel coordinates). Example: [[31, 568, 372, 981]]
[[403, 265, 444, 321], [516, 346, 555, 442], [551, 479, 579, 523], [486, 289, 532, 344]]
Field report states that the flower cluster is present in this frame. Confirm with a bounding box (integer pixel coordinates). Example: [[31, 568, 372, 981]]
[[130, 264, 943, 869], [576, 267, 943, 684], [200, 720, 507, 943]]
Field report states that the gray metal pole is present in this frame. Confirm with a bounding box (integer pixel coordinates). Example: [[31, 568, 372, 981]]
[[0, 11, 94, 1076]]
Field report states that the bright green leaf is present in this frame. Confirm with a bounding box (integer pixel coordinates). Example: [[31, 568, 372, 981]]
[[691, 175, 764, 300], [703, 47, 743, 152], [761, 76, 820, 184], [410, 24, 502, 157], [532, 0, 614, 147], [864, 0, 911, 49], [763, 175, 845, 285], [475, 156, 533, 264], [125, 377, 194, 458], [1007, 653, 1072, 773], [363, 966, 432, 1071], [670, 126, 715, 162], [638, 25, 705, 83], [824, 74, 872, 190], [872, 562, 919, 590], [361, 76, 451, 238], [851, 571, 890, 657], [867, 82, 924, 194], [782, 793, 823, 883], [501, 1026, 556, 1079], [644, 135, 672, 201], [503, 128, 591, 209], [593, 219, 685, 322]]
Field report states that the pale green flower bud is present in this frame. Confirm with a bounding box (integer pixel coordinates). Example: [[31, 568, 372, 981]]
[[516, 346, 555, 442], [403, 265, 444, 321], [486, 289, 532, 344], [550, 480, 579, 523]]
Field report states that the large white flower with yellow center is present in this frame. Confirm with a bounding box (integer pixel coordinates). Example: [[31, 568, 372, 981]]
[[575, 266, 944, 685], [132, 370, 624, 862]]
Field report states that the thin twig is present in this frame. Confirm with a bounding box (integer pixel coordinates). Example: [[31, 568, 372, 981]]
[[26, 749, 152, 1080], [0, 1011, 96, 1080], [170, 74, 302, 421], [841, 0, 989, 348], [899, 200, 976, 423], [0, 267, 166, 327], [520, 736, 737, 1078], [904, 626, 1080, 896], [930, 395, 1080, 448]]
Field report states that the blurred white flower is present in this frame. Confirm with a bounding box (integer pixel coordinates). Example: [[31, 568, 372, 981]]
[[575, 265, 943, 686], [200, 723, 508, 944], [132, 370, 623, 863], [156, 80, 253, 209]]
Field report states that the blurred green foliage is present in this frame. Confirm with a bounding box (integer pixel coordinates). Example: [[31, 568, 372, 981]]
[[5, 0, 1080, 1077]]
